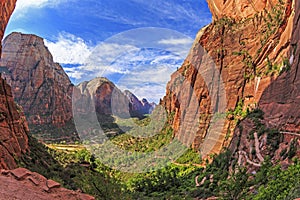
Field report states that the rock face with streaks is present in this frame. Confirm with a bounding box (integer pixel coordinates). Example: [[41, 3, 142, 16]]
[[0, 0, 29, 170], [0, 76, 29, 169], [1, 32, 74, 127], [259, 0, 300, 132], [75, 77, 155, 118], [0, 32, 78, 142], [0, 0, 16, 54], [124, 90, 155, 116], [161, 0, 294, 157]]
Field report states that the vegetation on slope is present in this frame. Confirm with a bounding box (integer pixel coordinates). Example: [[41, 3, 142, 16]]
[[19, 107, 300, 200], [17, 134, 128, 200]]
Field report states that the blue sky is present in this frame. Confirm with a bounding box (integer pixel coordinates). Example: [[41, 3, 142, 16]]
[[5, 0, 212, 102]]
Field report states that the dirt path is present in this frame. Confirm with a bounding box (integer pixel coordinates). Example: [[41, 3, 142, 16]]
[[254, 132, 264, 162], [239, 151, 261, 167], [280, 131, 300, 137]]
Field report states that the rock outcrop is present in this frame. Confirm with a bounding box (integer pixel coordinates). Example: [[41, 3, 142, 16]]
[[161, 0, 294, 157], [124, 90, 155, 116], [0, 168, 95, 200], [0, 0, 29, 170], [75, 77, 130, 117], [1, 32, 73, 127]]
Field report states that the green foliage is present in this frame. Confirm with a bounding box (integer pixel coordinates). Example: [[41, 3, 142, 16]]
[[263, 56, 287, 76], [260, 3, 284, 48], [194, 150, 232, 199], [112, 125, 173, 153], [279, 56, 292, 74], [128, 165, 202, 199], [288, 139, 298, 159], [247, 108, 264, 120], [17, 135, 127, 200], [266, 128, 283, 154], [219, 168, 249, 200], [253, 161, 300, 200], [215, 17, 235, 29], [175, 148, 202, 164], [29, 119, 79, 143], [181, 63, 190, 77], [227, 99, 248, 123]]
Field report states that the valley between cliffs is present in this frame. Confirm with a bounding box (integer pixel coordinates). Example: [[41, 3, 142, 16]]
[[0, 0, 299, 199]]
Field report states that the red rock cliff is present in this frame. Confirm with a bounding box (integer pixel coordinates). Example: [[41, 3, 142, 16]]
[[161, 0, 294, 157], [0, 75, 29, 169], [207, 0, 283, 20], [75, 77, 154, 117], [0, 0, 16, 54], [259, 0, 300, 132], [0, 0, 29, 169], [1, 32, 74, 127]]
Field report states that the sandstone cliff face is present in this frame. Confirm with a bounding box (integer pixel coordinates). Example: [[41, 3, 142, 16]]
[[0, 0, 16, 54], [161, 0, 294, 156], [260, 0, 300, 132], [0, 76, 29, 169], [1, 32, 73, 127], [76, 77, 129, 117], [75, 77, 154, 118], [124, 90, 154, 116], [0, 0, 29, 170], [207, 0, 283, 20]]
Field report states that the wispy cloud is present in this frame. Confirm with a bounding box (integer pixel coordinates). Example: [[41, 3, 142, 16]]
[[15, 0, 66, 9], [44, 32, 93, 65], [45, 30, 190, 102], [157, 37, 193, 57], [117, 65, 177, 103], [158, 38, 193, 46], [13, 0, 68, 18], [101, 48, 183, 102]]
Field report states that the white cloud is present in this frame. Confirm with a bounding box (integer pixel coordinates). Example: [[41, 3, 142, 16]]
[[68, 71, 85, 80], [16, 0, 50, 9], [158, 38, 193, 45], [112, 53, 182, 102], [16, 0, 67, 9], [13, 0, 67, 17], [45, 29, 190, 102], [86, 43, 139, 67], [44, 32, 93, 65]]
